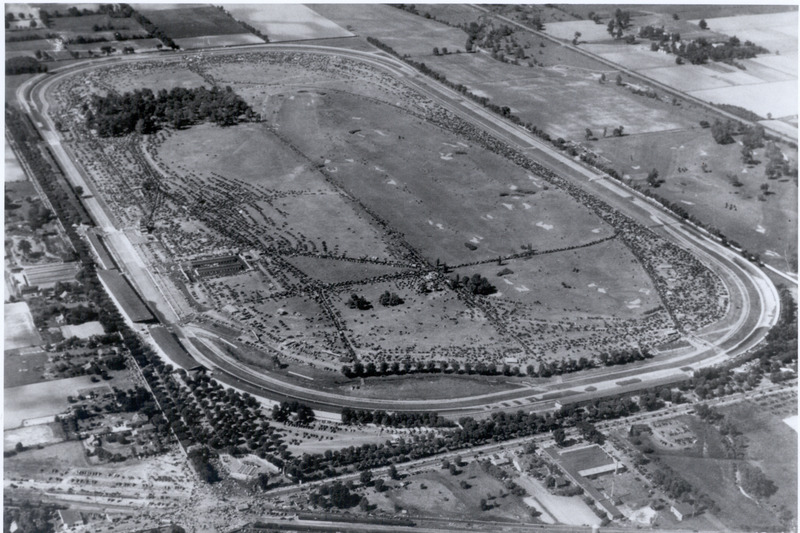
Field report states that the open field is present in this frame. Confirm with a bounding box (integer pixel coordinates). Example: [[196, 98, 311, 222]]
[[455, 238, 661, 316], [135, 5, 249, 39], [690, 11, 798, 55], [689, 80, 797, 120], [310, 4, 469, 57], [719, 400, 798, 522], [4, 422, 65, 452], [5, 375, 98, 429], [226, 4, 352, 42], [270, 88, 614, 265], [46, 13, 147, 35], [333, 280, 519, 362], [4, 302, 43, 350], [422, 53, 694, 139], [4, 349, 50, 388], [174, 33, 264, 50], [594, 129, 798, 270]]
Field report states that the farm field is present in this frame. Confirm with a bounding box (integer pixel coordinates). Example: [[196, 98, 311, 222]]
[[689, 11, 798, 55], [310, 3, 469, 57], [4, 302, 43, 350], [225, 4, 353, 42], [174, 33, 263, 50], [134, 5, 249, 39], [422, 53, 695, 139], [689, 80, 797, 120], [4, 375, 98, 429], [46, 13, 147, 35]]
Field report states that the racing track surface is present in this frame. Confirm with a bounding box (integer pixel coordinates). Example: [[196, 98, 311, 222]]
[[18, 43, 782, 416]]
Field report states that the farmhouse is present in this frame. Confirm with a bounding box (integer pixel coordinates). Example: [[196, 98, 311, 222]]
[[57, 509, 85, 529], [670, 502, 695, 521]]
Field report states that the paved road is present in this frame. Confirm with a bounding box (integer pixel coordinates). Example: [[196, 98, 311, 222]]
[[18, 43, 781, 416]]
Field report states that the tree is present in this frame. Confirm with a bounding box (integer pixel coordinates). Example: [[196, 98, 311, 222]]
[[585, 128, 594, 141], [699, 19, 708, 30], [18, 239, 32, 255], [360, 470, 373, 485], [347, 293, 372, 310], [374, 478, 385, 492], [710, 119, 736, 145], [359, 496, 370, 512], [479, 498, 489, 511], [389, 464, 399, 480], [433, 47, 440, 56], [599, 72, 606, 84], [553, 428, 567, 446], [615, 74, 623, 86]]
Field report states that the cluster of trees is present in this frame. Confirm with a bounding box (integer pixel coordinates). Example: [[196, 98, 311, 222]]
[[6, 32, 59, 42], [710, 119, 739, 144], [577, 421, 605, 444], [32, 303, 98, 328], [452, 273, 497, 295], [340, 407, 454, 428], [346, 293, 372, 310], [309, 481, 361, 509], [765, 142, 793, 178], [5, 56, 47, 75], [678, 36, 769, 65], [271, 400, 315, 424], [378, 291, 404, 307], [121, 4, 178, 49], [86, 86, 256, 137], [606, 8, 632, 39], [639, 25, 681, 43], [738, 463, 778, 499], [188, 446, 220, 484]]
